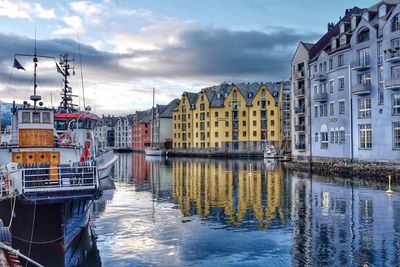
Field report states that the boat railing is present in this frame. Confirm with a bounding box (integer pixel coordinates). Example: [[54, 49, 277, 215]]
[[20, 163, 98, 193]]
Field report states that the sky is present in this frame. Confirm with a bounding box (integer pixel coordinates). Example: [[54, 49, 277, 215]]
[[0, 0, 379, 115]]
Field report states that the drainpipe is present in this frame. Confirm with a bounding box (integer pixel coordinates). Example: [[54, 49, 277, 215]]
[[308, 62, 313, 164], [348, 65, 354, 161]]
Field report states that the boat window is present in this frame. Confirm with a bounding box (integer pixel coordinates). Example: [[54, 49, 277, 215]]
[[22, 112, 30, 123], [54, 119, 68, 131], [32, 112, 41, 123], [43, 112, 51, 123]]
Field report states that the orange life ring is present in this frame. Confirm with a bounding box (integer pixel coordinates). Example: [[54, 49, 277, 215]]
[[58, 132, 72, 147]]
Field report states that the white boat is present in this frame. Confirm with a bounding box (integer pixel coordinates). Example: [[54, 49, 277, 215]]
[[264, 145, 277, 159], [145, 88, 166, 157], [145, 147, 165, 156]]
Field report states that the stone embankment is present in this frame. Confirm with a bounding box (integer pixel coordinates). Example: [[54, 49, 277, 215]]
[[285, 160, 400, 183]]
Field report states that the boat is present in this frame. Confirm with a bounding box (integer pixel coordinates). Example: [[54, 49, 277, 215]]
[[144, 88, 165, 157], [52, 54, 118, 189], [263, 144, 277, 159], [0, 49, 114, 266]]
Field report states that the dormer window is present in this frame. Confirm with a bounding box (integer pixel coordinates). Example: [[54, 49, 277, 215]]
[[357, 27, 369, 43], [248, 92, 253, 98], [379, 5, 386, 17], [362, 12, 369, 21], [340, 35, 347, 45], [392, 13, 400, 32], [340, 23, 345, 34], [351, 17, 357, 31], [331, 39, 337, 50]]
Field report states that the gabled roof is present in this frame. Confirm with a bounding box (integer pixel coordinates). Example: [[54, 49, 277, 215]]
[[309, 6, 363, 61], [159, 98, 180, 118], [184, 92, 199, 107], [302, 42, 314, 51]]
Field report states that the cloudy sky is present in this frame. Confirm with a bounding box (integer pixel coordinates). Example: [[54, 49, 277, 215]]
[[0, 0, 377, 114]]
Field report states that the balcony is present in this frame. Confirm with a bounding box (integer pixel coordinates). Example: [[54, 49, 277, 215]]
[[312, 72, 327, 81], [295, 143, 306, 150], [294, 106, 305, 114], [295, 124, 305, 132], [294, 87, 305, 97], [351, 58, 370, 71], [385, 77, 400, 90], [294, 70, 305, 80], [352, 83, 371, 95], [314, 92, 328, 102], [385, 49, 400, 63]]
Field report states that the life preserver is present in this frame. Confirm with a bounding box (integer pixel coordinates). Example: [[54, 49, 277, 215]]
[[58, 132, 72, 147]]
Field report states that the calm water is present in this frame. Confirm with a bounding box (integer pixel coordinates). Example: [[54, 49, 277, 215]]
[[85, 153, 400, 267]]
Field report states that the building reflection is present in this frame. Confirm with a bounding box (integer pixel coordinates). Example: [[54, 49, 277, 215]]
[[172, 158, 289, 228], [114, 152, 132, 182]]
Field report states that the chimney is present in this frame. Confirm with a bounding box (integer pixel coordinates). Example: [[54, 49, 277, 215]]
[[327, 23, 335, 31], [345, 9, 349, 15]]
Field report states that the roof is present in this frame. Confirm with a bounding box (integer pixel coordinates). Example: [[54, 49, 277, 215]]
[[309, 6, 363, 61], [158, 98, 180, 118], [301, 42, 314, 51], [185, 92, 199, 107], [55, 112, 100, 121]]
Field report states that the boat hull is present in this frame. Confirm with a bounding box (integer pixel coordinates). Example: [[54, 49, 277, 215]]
[[144, 148, 165, 156], [0, 199, 94, 267]]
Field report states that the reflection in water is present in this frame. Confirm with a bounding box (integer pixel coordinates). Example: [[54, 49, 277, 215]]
[[84, 153, 400, 267]]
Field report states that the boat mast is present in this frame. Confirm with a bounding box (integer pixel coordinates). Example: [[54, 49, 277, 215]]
[[151, 88, 155, 147], [58, 54, 77, 113], [30, 31, 41, 108]]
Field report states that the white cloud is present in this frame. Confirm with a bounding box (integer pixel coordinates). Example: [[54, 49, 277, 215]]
[[52, 15, 84, 36], [0, 0, 55, 20]]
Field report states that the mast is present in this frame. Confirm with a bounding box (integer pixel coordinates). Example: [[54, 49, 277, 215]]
[[58, 54, 77, 113], [151, 88, 155, 147], [30, 31, 41, 108]]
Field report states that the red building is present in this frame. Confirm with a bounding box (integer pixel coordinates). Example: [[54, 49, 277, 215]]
[[131, 109, 152, 150]]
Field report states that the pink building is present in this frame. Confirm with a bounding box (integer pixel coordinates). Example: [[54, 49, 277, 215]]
[[131, 110, 151, 150]]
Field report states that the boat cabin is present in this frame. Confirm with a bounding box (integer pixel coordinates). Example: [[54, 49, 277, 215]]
[[54, 113, 100, 132]]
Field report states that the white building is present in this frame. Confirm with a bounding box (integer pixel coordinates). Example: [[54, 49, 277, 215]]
[[114, 115, 133, 149]]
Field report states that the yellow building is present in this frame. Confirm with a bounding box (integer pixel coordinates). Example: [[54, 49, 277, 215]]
[[173, 82, 286, 151]]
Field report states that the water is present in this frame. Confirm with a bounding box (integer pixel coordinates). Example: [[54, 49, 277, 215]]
[[86, 153, 400, 266]]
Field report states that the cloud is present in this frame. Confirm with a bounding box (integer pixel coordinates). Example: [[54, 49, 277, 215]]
[[52, 15, 84, 36], [69, 1, 104, 26], [0, 0, 55, 20], [0, 26, 318, 113]]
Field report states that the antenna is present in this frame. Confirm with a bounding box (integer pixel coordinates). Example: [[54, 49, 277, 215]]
[[77, 33, 86, 110], [30, 28, 41, 108]]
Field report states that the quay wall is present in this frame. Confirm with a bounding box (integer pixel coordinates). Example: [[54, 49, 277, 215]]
[[285, 159, 400, 183]]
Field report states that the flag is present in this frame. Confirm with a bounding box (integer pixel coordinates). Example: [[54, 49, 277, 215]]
[[56, 63, 65, 76], [13, 58, 25, 70]]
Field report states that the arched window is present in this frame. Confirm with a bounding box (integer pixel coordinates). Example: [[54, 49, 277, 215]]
[[319, 63, 322, 72], [357, 27, 369, 43], [323, 62, 327, 71], [233, 91, 237, 101], [392, 13, 400, 32], [182, 106, 186, 113]]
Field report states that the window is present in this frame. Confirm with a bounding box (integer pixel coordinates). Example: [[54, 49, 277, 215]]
[[321, 132, 328, 149], [357, 48, 370, 66], [391, 65, 400, 79], [314, 106, 318, 117], [242, 121, 246, 126], [22, 112, 30, 123], [225, 111, 229, 117], [215, 121, 218, 127], [357, 28, 369, 43], [378, 65, 384, 105], [377, 42, 383, 64], [330, 102, 334, 116], [233, 92, 237, 101], [329, 58, 333, 70], [243, 131, 247, 137], [225, 132, 229, 137], [392, 94, 400, 115], [329, 80, 334, 93], [358, 98, 371, 118], [392, 13, 400, 32], [314, 85, 318, 96], [379, 5, 386, 17], [182, 106, 186, 113], [335, 131, 338, 143], [253, 120, 256, 126], [214, 112, 218, 117], [242, 111, 246, 116], [315, 132, 319, 142], [42, 112, 51, 123], [339, 130, 345, 143], [393, 122, 400, 149], [339, 77, 345, 91], [271, 131, 275, 137], [338, 54, 344, 67], [270, 110, 274, 116], [339, 100, 345, 114], [314, 65, 317, 73], [358, 73, 371, 85], [330, 131, 335, 143], [200, 103, 205, 111], [225, 121, 229, 127], [359, 124, 372, 149], [32, 112, 40, 123], [253, 110, 256, 116]]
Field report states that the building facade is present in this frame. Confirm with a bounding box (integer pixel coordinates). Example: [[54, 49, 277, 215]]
[[295, 1, 400, 161], [154, 99, 180, 149], [114, 115, 132, 149], [131, 110, 151, 150], [173, 82, 287, 152], [291, 42, 313, 161]]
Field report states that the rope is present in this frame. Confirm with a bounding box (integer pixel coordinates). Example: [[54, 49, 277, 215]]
[[8, 193, 16, 228], [25, 199, 36, 267], [11, 199, 94, 245]]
